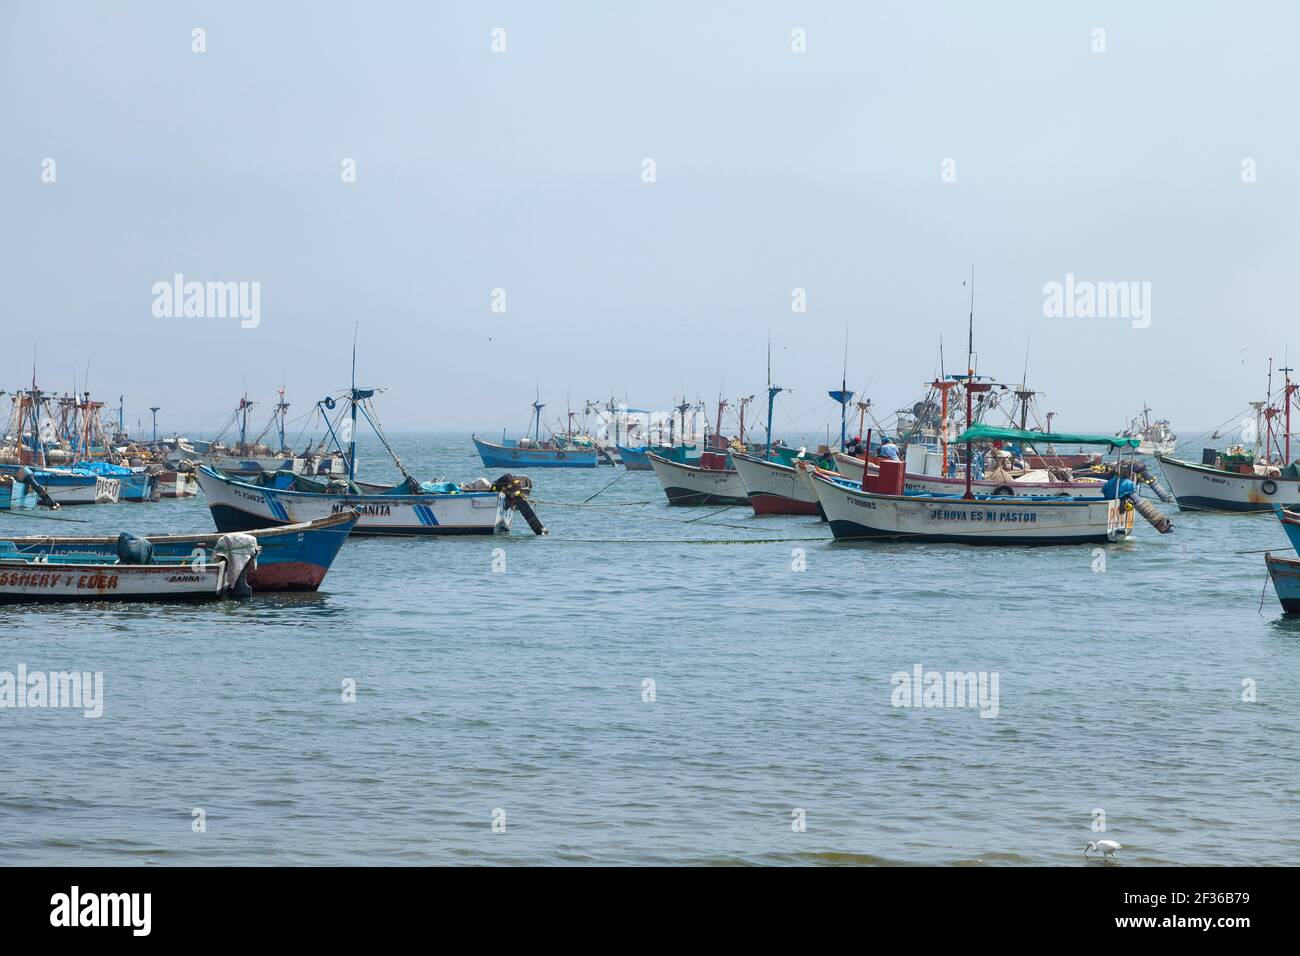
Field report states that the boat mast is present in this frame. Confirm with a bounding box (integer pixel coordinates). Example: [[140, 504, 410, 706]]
[[1283, 363, 1295, 464], [962, 266, 990, 499], [765, 338, 784, 458], [532, 395, 545, 442], [1266, 358, 1275, 462], [674, 399, 690, 447], [276, 387, 289, 452], [738, 395, 753, 445], [839, 329, 851, 451], [347, 336, 359, 481]]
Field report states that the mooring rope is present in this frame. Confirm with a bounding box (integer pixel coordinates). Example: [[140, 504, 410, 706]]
[[0, 509, 91, 524]]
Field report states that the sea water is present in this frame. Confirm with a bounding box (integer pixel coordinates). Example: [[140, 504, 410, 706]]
[[1, 434, 1298, 865]]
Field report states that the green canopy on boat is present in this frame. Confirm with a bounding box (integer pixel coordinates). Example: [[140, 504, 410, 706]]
[[951, 424, 1142, 449]]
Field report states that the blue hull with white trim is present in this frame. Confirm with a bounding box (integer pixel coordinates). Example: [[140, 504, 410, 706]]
[[196, 466, 514, 536], [472, 435, 597, 468]]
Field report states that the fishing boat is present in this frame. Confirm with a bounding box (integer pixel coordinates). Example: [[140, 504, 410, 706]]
[[647, 389, 769, 507], [1157, 365, 1300, 512], [1263, 505, 1300, 613], [1156, 450, 1300, 513], [156, 468, 199, 498], [807, 411, 1170, 543], [175, 391, 347, 478], [0, 464, 119, 505], [731, 452, 821, 515], [616, 399, 709, 470], [0, 533, 259, 603], [810, 470, 1137, 544], [730, 369, 852, 516], [199, 466, 527, 535], [200, 353, 546, 537], [1, 511, 357, 591], [71, 460, 156, 502], [1120, 405, 1176, 456], [473, 396, 599, 468], [0, 474, 36, 511], [647, 448, 748, 506], [1265, 552, 1300, 613], [1, 386, 121, 504]]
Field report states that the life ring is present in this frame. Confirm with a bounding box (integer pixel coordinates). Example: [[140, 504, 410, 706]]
[[322, 396, 336, 410], [1262, 479, 1279, 496], [992, 484, 1015, 496], [510, 450, 520, 460]]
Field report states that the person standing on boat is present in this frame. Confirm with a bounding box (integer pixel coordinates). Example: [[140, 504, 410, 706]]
[[879, 436, 900, 461], [845, 435, 864, 456]]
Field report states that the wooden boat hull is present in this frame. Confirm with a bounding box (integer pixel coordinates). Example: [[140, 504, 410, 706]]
[[472, 436, 597, 469], [1155, 454, 1300, 512], [617, 446, 654, 470], [833, 453, 1106, 498], [0, 558, 229, 603], [647, 453, 748, 506], [731, 453, 819, 515], [156, 470, 199, 498], [0, 466, 119, 505], [197, 466, 513, 536], [116, 471, 158, 502], [0, 476, 37, 511], [1, 511, 357, 592], [1266, 552, 1300, 613], [810, 472, 1134, 544]]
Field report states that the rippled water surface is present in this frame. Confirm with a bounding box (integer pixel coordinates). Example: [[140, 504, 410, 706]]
[[2, 434, 1299, 865]]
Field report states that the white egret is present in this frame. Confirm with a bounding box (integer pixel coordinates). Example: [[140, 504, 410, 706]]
[[1084, 839, 1122, 859]]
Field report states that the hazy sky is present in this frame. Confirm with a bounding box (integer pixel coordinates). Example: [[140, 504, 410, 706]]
[[3, 1, 1297, 441]]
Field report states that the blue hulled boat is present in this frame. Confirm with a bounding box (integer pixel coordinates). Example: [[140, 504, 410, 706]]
[[1265, 505, 1300, 613], [473, 397, 599, 469], [0, 510, 358, 592], [0, 474, 37, 511], [72, 461, 157, 502]]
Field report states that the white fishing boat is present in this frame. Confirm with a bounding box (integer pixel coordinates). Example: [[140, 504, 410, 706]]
[[1157, 365, 1300, 512], [156, 469, 199, 498], [173, 390, 347, 478], [197, 466, 518, 535], [0, 533, 258, 603], [810, 471, 1136, 544], [1120, 405, 1176, 456], [647, 450, 748, 506], [808, 423, 1169, 544], [1155, 452, 1300, 512], [731, 452, 820, 515], [196, 349, 546, 537]]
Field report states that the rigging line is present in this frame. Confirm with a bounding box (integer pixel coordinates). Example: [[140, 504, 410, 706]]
[[0, 509, 92, 524], [544, 536, 831, 545], [581, 469, 630, 503]]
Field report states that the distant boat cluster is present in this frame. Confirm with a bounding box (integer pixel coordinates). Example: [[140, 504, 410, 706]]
[[4, 350, 1300, 613]]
